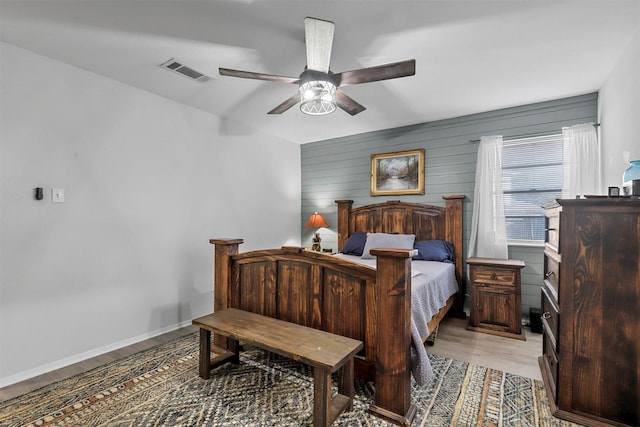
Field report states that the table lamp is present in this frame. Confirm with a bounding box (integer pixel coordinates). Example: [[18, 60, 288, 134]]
[[305, 212, 329, 251]]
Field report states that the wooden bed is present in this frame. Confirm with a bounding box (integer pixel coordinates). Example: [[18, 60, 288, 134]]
[[209, 195, 465, 426]]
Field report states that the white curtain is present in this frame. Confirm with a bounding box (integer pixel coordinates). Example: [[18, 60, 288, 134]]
[[562, 123, 601, 198], [469, 135, 508, 259]]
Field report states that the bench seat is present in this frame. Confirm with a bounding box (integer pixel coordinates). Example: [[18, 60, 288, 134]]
[[192, 308, 363, 427]]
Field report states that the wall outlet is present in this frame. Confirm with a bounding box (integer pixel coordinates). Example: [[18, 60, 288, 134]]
[[52, 188, 64, 203]]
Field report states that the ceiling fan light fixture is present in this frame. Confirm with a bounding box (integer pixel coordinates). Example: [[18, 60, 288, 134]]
[[299, 80, 336, 115]]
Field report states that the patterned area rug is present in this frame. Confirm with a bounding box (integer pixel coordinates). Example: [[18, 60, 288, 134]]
[[1, 333, 582, 426]]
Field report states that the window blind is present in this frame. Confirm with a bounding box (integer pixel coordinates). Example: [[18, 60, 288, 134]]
[[502, 134, 563, 241]]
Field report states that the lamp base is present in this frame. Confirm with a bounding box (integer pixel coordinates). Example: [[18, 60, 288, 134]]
[[311, 231, 322, 252]]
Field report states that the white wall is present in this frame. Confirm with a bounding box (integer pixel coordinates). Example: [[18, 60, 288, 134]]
[[599, 27, 640, 188], [0, 43, 301, 386]]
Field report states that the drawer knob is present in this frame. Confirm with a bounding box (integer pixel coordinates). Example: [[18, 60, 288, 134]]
[[542, 312, 551, 320], [545, 271, 554, 278], [490, 273, 497, 280]]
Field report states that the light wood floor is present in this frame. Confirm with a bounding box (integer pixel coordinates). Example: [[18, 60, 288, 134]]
[[0, 317, 542, 403], [427, 317, 542, 381]]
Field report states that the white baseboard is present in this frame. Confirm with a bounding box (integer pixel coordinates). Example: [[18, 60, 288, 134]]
[[0, 320, 193, 389]]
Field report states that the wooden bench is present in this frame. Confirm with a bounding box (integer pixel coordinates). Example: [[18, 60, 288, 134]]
[[192, 308, 363, 427]]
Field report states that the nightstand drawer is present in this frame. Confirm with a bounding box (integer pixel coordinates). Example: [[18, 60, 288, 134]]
[[471, 267, 517, 286]]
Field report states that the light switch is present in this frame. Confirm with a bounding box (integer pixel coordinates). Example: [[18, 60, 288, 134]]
[[52, 188, 64, 203]]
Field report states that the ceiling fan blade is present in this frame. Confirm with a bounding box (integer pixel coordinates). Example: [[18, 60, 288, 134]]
[[267, 93, 301, 114], [304, 17, 334, 73], [335, 59, 416, 86], [219, 68, 299, 84], [335, 90, 366, 116]]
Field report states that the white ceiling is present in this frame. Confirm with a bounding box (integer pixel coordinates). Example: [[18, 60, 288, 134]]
[[2, 0, 639, 144]]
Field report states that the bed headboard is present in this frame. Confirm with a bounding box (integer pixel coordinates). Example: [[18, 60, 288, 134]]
[[336, 195, 466, 317]]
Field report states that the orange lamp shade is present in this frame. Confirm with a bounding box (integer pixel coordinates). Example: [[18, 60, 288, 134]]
[[305, 212, 329, 228]]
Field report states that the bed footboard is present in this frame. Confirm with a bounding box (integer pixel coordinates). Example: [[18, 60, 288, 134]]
[[209, 239, 415, 425]]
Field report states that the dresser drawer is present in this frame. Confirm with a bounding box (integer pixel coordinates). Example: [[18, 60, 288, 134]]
[[543, 249, 560, 299], [547, 229, 560, 251], [541, 285, 559, 352], [545, 208, 561, 252], [470, 266, 517, 286], [541, 332, 558, 401]]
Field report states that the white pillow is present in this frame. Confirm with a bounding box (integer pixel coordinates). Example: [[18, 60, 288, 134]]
[[361, 233, 416, 259]]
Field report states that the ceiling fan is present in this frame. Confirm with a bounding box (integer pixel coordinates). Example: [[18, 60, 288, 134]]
[[219, 17, 416, 116]]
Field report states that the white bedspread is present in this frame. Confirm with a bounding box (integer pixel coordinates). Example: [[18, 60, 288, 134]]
[[333, 254, 459, 385]]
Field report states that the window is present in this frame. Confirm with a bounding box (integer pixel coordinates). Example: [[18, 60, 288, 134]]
[[501, 134, 563, 242]]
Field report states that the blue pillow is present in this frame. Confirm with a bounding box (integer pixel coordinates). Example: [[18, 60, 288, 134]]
[[340, 231, 367, 256], [413, 240, 455, 263]]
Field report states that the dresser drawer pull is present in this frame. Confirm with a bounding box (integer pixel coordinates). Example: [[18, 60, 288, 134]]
[[544, 271, 554, 278], [542, 312, 551, 320]]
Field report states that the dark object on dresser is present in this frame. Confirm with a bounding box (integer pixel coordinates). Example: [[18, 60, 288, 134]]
[[623, 178, 640, 196], [540, 198, 640, 427]]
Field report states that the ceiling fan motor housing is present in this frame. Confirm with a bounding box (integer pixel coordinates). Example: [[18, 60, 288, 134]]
[[298, 69, 338, 115]]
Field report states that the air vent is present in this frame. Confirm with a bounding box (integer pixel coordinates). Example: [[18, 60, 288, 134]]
[[160, 59, 211, 83]]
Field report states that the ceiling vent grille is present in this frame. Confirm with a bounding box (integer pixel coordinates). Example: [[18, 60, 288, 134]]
[[160, 59, 211, 83]]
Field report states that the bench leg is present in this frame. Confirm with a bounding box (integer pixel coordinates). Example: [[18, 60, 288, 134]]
[[312, 359, 355, 427], [313, 368, 332, 427], [337, 358, 355, 411], [228, 337, 240, 364], [199, 329, 212, 380], [199, 329, 241, 380]]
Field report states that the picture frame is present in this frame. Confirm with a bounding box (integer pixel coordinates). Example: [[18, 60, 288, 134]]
[[371, 148, 425, 196]]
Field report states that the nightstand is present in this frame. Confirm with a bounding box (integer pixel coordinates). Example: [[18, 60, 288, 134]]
[[466, 257, 526, 340]]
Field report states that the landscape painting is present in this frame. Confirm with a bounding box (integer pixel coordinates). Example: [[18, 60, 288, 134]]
[[371, 149, 425, 196]]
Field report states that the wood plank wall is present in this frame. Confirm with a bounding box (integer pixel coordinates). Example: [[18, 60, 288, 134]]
[[301, 93, 597, 317]]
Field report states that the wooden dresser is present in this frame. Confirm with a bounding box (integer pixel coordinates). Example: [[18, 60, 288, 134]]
[[466, 257, 526, 340], [540, 198, 640, 427]]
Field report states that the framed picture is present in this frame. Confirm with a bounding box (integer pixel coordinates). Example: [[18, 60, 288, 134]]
[[371, 149, 425, 196]]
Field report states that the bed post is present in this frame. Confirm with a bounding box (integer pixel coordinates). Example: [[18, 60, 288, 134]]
[[443, 195, 466, 319], [335, 199, 353, 251], [368, 248, 417, 427], [209, 238, 243, 348]]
